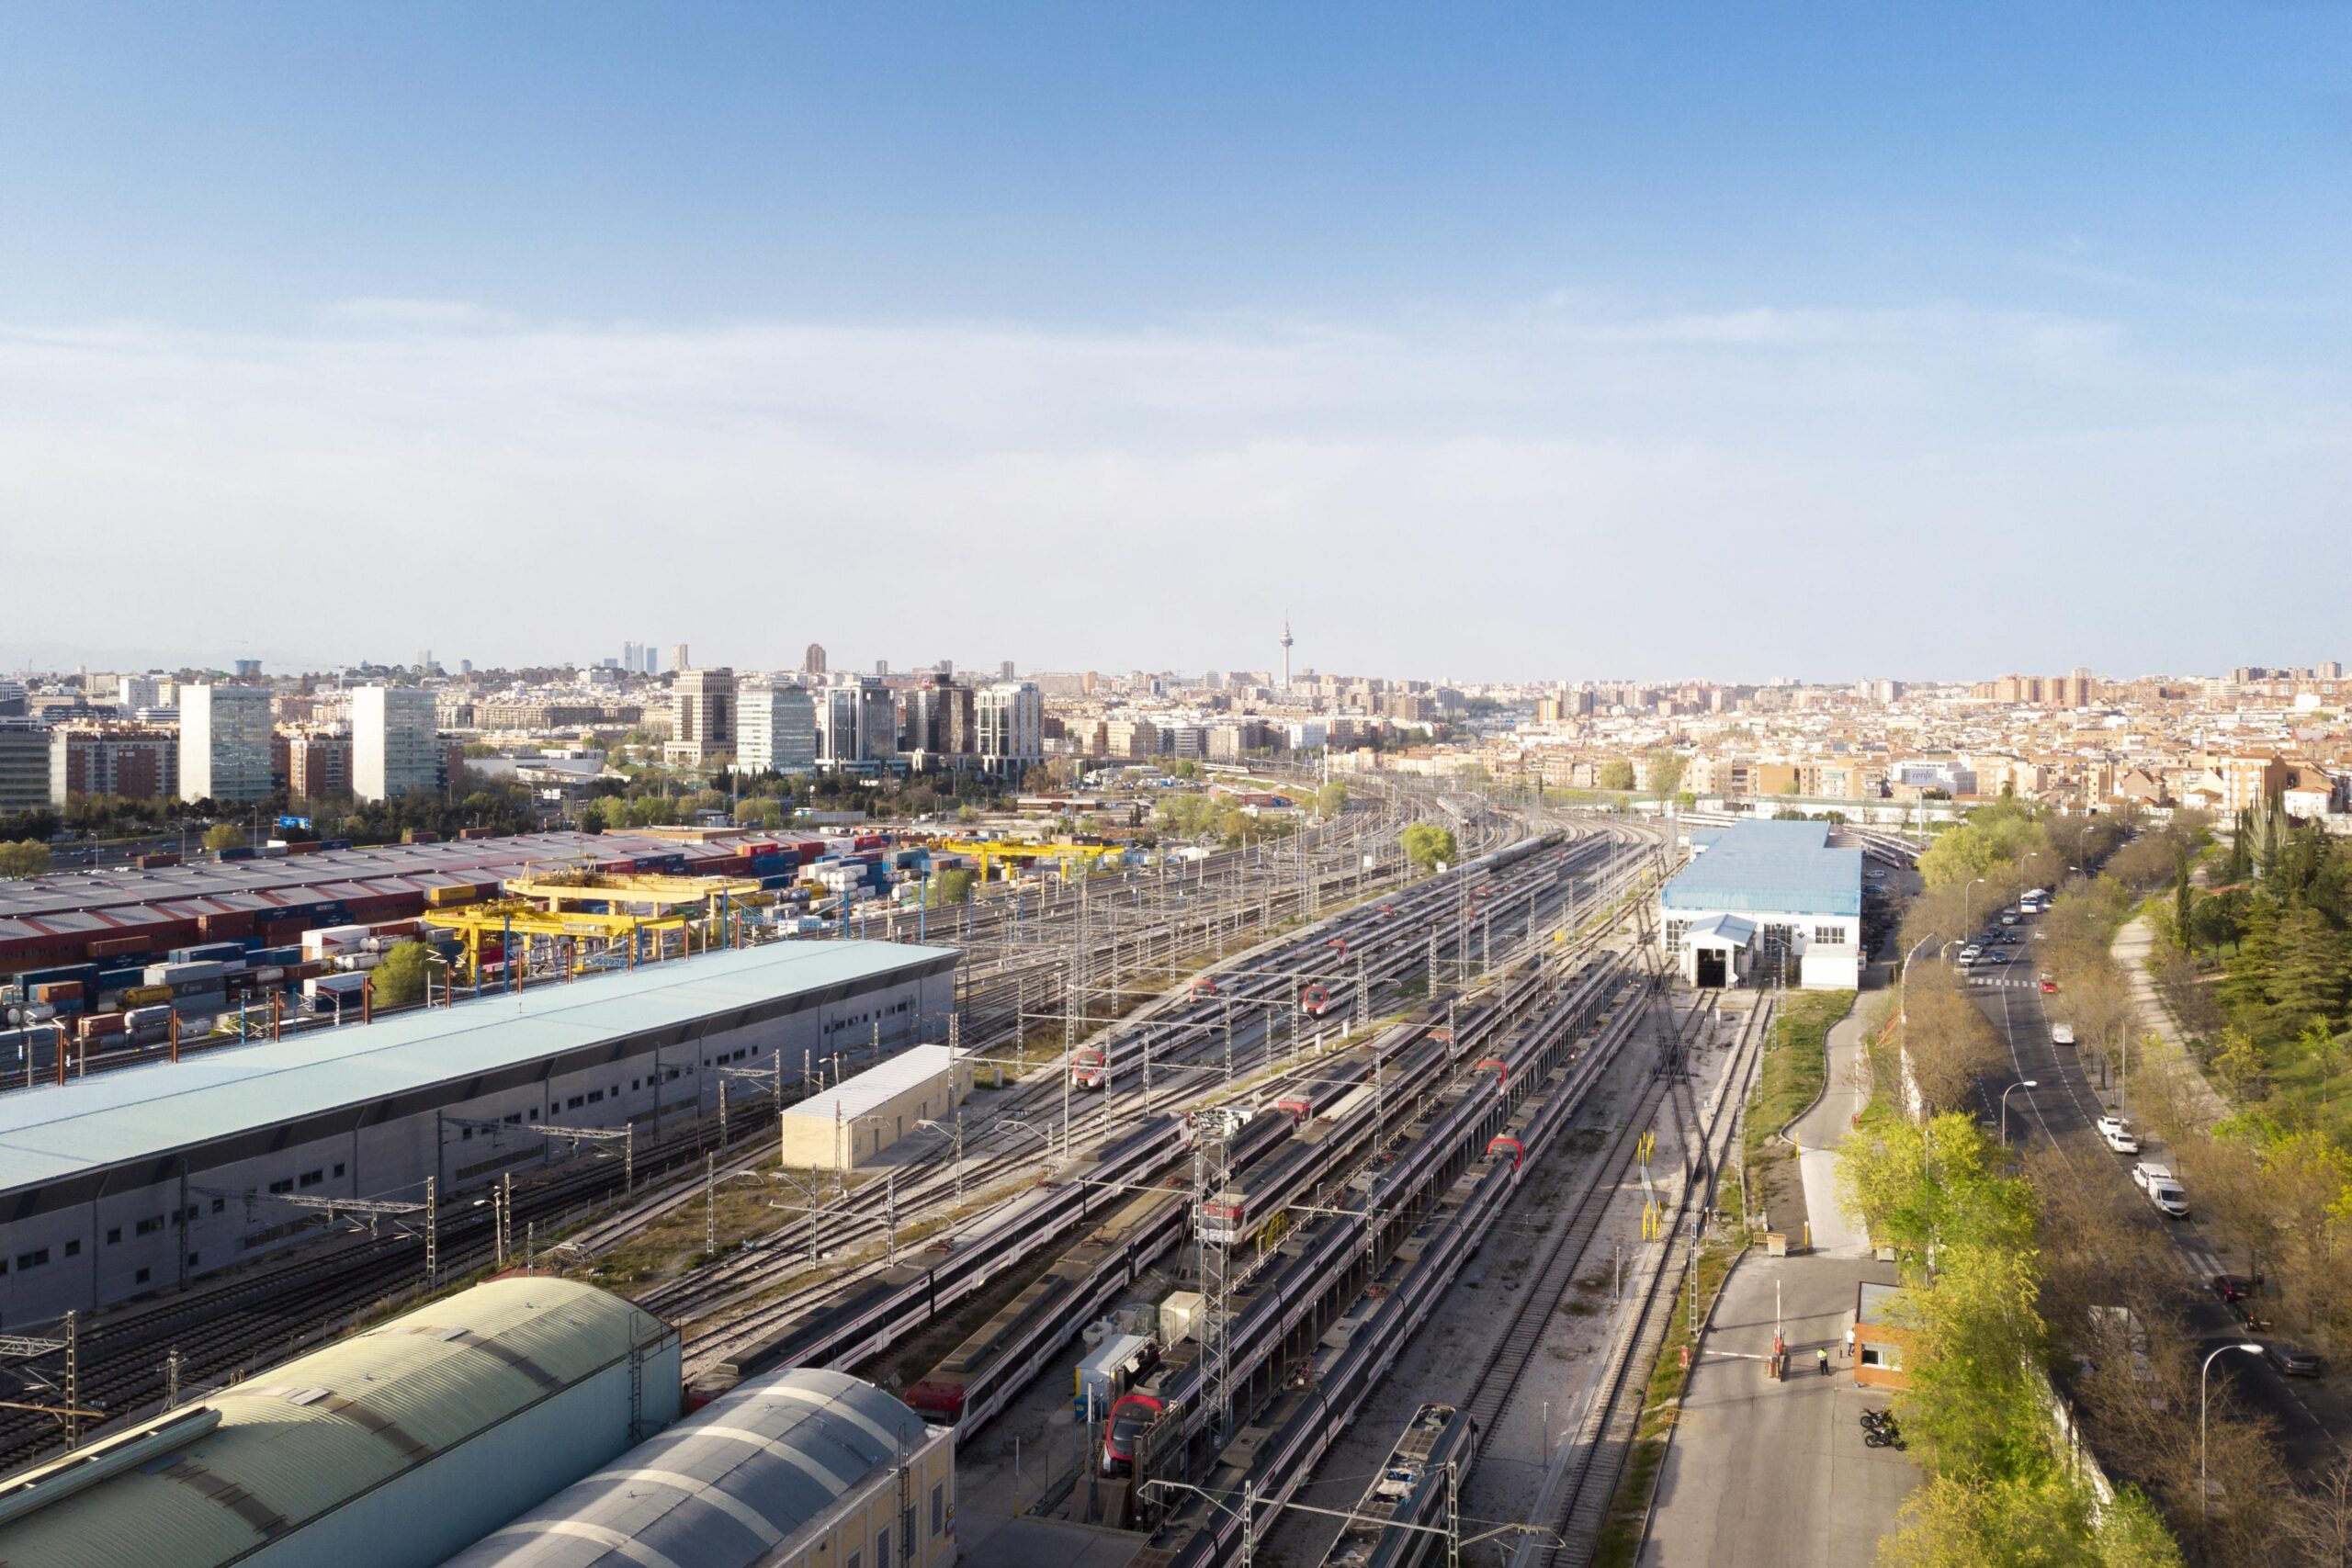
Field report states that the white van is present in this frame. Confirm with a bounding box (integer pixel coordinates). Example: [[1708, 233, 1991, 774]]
[[2132, 1162, 2188, 1218]]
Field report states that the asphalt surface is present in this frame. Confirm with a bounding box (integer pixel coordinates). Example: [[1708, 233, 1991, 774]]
[[1956, 912, 2348, 1476], [1640, 1252, 1918, 1568]]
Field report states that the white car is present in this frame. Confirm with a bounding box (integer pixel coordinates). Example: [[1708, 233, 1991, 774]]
[[2132, 1161, 2188, 1217], [2101, 1121, 2140, 1155], [2051, 1023, 2075, 1046]]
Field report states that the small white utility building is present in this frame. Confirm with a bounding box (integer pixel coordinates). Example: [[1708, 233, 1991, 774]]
[[1660, 820, 1863, 989], [779, 1043, 972, 1171]]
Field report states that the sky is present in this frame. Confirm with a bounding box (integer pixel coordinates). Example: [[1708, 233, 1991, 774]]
[[0, 4, 2346, 683]]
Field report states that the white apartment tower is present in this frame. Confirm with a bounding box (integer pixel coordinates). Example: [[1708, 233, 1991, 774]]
[[737, 681, 819, 774], [353, 685, 441, 801], [976, 682, 1045, 773], [178, 684, 274, 803]]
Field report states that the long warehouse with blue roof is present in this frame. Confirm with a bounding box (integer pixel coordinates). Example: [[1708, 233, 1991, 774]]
[[0, 939, 956, 1325], [1659, 818, 1862, 989]]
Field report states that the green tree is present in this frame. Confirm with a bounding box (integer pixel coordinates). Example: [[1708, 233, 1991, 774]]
[[1399, 822, 1457, 873], [0, 840, 51, 879], [927, 867, 976, 908], [1644, 748, 1685, 797], [1315, 781, 1349, 818], [202, 822, 245, 855], [1597, 758, 1636, 792], [734, 797, 786, 829], [1882, 1470, 2096, 1568], [370, 941, 433, 1008]]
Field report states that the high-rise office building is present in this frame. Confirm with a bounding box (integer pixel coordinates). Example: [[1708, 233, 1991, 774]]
[[999, 660, 1015, 682], [902, 674, 975, 758], [178, 684, 274, 803], [803, 643, 829, 676], [977, 682, 1045, 773], [737, 682, 819, 774], [232, 659, 263, 681], [353, 685, 442, 801], [669, 644, 692, 675], [665, 667, 737, 766], [815, 675, 894, 766]]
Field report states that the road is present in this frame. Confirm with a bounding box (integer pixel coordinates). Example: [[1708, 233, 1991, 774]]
[[1958, 922, 2349, 1475], [1641, 1253, 1918, 1568]]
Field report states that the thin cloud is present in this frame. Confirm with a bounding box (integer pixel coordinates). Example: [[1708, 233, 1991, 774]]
[[0, 299, 2343, 681]]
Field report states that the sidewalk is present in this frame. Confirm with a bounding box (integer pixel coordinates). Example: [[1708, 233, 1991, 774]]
[[1640, 1253, 1917, 1568], [1790, 977, 1877, 1258], [2109, 916, 2229, 1127]]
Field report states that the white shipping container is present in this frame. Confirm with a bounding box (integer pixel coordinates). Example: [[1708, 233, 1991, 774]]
[[302, 924, 371, 955], [1159, 1290, 1206, 1347], [334, 953, 382, 972]]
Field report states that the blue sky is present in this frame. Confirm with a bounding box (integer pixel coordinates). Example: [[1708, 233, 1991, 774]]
[[1, 4, 2346, 680]]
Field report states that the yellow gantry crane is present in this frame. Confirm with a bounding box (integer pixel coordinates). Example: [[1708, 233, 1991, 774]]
[[422, 871, 774, 986], [933, 840, 1125, 882]]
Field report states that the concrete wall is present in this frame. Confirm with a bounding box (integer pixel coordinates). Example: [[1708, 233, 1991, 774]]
[[775, 1423, 957, 1568], [0, 965, 954, 1325]]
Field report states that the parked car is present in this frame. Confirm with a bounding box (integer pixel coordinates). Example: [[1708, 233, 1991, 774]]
[[2210, 1273, 2256, 1303], [2132, 1161, 2188, 1217], [2267, 1343, 2324, 1378], [2052, 1023, 2076, 1046], [2040, 975, 2059, 994], [2102, 1122, 2141, 1155]]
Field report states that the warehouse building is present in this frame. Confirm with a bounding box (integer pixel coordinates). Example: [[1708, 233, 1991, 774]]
[[0, 829, 783, 977], [439, 1366, 955, 1568], [780, 1043, 972, 1172], [0, 1277, 680, 1568], [0, 941, 956, 1323], [1659, 818, 1862, 989]]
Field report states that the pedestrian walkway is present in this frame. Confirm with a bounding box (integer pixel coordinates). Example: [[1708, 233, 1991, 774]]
[[1792, 993, 1872, 1258], [2109, 916, 2230, 1128], [1640, 1254, 1918, 1567]]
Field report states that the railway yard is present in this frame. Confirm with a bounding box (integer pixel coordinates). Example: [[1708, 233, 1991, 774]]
[[0, 781, 1789, 1568]]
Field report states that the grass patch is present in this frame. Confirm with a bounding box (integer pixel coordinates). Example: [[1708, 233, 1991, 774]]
[[1589, 1237, 1739, 1568], [1736, 989, 1854, 1226]]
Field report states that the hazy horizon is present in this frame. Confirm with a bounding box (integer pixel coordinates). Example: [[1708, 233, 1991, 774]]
[[3, 5, 2344, 680]]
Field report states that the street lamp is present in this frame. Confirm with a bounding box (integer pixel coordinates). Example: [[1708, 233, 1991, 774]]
[[1998, 1079, 2038, 1145], [916, 1113, 963, 1205], [2200, 1343, 2264, 1514], [1963, 876, 1988, 933], [1898, 934, 1940, 1029]]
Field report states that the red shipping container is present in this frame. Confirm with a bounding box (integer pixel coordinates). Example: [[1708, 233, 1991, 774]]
[[91, 935, 150, 959]]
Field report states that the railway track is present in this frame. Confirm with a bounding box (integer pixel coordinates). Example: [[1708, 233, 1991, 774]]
[[1460, 994, 1720, 1438], [1517, 990, 1777, 1567], [0, 788, 1565, 1477]]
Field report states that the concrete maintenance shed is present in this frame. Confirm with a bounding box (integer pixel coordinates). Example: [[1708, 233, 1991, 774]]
[[1659, 819, 1862, 989], [0, 1277, 681, 1568], [436, 1366, 956, 1568], [779, 1043, 971, 1172], [0, 940, 957, 1324]]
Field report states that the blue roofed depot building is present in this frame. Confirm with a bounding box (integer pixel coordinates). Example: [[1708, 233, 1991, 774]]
[[1659, 819, 1862, 990]]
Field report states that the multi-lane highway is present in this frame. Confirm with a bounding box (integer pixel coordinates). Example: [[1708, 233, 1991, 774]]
[[1958, 912, 2348, 1476]]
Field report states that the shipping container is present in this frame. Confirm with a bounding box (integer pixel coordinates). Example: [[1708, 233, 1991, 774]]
[[217, 846, 257, 863], [89, 934, 154, 960], [133, 852, 181, 870], [321, 839, 354, 852]]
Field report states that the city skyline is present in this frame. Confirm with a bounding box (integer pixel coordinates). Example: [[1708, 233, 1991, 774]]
[[3, 6, 2346, 677]]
